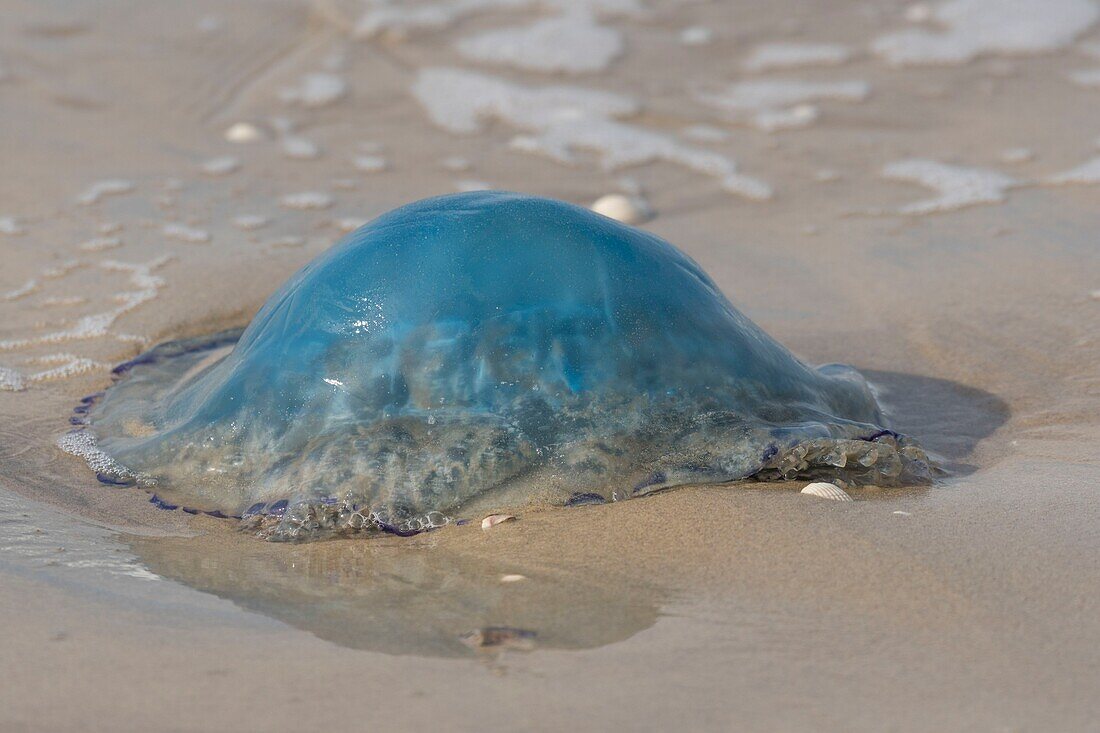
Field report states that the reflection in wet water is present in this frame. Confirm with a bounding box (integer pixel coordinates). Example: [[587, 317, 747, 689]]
[[129, 528, 665, 658], [120, 368, 1010, 661], [104, 368, 1010, 661]]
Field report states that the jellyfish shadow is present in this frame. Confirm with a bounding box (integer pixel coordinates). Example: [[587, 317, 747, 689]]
[[862, 369, 1010, 477], [129, 530, 665, 658]]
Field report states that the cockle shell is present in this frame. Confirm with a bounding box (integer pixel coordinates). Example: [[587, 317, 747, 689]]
[[481, 514, 517, 530], [800, 482, 853, 501]]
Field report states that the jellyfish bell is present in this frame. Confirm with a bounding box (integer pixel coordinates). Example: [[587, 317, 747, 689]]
[[62, 191, 932, 540]]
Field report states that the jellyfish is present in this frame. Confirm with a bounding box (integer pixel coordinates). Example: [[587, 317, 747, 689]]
[[62, 192, 931, 540]]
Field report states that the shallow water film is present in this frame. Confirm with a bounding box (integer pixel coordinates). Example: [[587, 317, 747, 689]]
[[67, 192, 929, 539]]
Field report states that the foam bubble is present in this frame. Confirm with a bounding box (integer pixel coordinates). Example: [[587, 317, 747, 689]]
[[441, 155, 472, 171], [456, 10, 623, 73], [1044, 156, 1100, 184], [881, 159, 1019, 214], [455, 179, 493, 192], [278, 73, 348, 108], [78, 236, 122, 252], [413, 68, 771, 199], [696, 79, 870, 132], [281, 136, 322, 160], [999, 147, 1035, 164], [1069, 67, 1100, 86], [57, 430, 137, 480], [22, 353, 106, 384], [0, 217, 24, 236], [356, 0, 528, 38], [873, 0, 1100, 66], [354, 0, 640, 40], [352, 155, 389, 173], [743, 43, 852, 72], [335, 217, 368, 233], [680, 26, 714, 47], [199, 156, 241, 176], [196, 14, 224, 33], [265, 236, 306, 249], [0, 256, 172, 351], [904, 3, 935, 22], [42, 296, 87, 308], [280, 192, 334, 210], [76, 179, 135, 206], [681, 124, 730, 143], [2, 279, 39, 302], [162, 223, 211, 244], [0, 366, 25, 391], [42, 260, 85, 280], [232, 214, 270, 230]]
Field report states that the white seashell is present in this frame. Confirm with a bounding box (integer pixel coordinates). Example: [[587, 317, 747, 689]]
[[224, 122, 262, 143], [893, 510, 911, 516], [590, 193, 654, 225], [481, 514, 516, 530], [800, 482, 853, 501], [500, 574, 526, 583]]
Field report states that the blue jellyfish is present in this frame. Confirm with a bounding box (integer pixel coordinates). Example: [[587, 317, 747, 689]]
[[65, 192, 930, 539]]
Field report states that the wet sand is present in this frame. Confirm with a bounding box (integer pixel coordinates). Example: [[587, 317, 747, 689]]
[[1, 0, 1099, 730]]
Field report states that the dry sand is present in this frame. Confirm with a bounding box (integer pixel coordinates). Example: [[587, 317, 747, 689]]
[[1, 0, 1099, 730]]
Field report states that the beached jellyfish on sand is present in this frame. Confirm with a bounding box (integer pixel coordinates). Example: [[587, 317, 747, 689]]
[[62, 192, 931, 540]]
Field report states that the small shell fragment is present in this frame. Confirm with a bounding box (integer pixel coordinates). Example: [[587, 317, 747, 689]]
[[800, 482, 853, 501], [590, 194, 654, 225], [500, 574, 526, 583], [481, 514, 516, 530], [224, 122, 263, 143]]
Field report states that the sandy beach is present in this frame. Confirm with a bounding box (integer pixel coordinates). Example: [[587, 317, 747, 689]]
[[1, 0, 1099, 730]]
